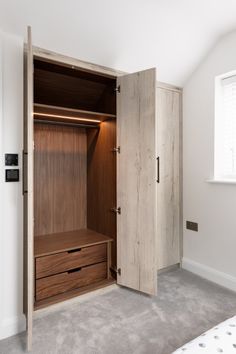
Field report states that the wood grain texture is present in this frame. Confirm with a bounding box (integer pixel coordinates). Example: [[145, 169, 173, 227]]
[[24, 26, 34, 351], [34, 59, 116, 115], [36, 243, 107, 279], [34, 123, 87, 236], [117, 69, 157, 295], [34, 278, 116, 310], [36, 262, 107, 301], [33, 46, 125, 78], [96, 84, 117, 116], [34, 103, 115, 125], [107, 242, 112, 279], [34, 229, 113, 257], [157, 81, 182, 93], [156, 87, 181, 270], [34, 68, 105, 112], [87, 120, 117, 269], [34, 58, 117, 84]]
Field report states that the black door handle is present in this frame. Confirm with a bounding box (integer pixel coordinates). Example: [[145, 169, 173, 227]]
[[157, 157, 160, 183]]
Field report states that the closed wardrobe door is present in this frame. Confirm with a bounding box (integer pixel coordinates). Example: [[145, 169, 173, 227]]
[[156, 86, 182, 270], [23, 26, 34, 351], [117, 68, 157, 296]]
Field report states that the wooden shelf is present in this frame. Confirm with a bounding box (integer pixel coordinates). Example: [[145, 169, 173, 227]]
[[34, 278, 116, 310], [34, 103, 116, 125], [34, 229, 113, 257]]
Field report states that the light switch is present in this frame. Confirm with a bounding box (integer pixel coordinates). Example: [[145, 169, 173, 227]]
[[5, 154, 18, 166], [5, 169, 19, 182]]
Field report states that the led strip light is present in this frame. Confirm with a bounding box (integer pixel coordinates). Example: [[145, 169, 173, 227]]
[[34, 112, 101, 123]]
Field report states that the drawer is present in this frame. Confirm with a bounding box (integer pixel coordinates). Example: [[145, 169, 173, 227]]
[[36, 262, 107, 301], [35, 243, 107, 279]]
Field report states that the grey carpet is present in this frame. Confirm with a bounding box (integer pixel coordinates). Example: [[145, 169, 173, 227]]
[[1, 269, 236, 354]]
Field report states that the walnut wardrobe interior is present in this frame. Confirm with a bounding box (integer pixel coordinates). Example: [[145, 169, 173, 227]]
[[33, 58, 117, 309]]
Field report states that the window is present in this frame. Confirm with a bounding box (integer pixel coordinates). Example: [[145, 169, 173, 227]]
[[215, 72, 236, 180]]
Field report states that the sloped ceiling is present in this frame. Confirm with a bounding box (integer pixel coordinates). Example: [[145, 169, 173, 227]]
[[1, 0, 236, 86]]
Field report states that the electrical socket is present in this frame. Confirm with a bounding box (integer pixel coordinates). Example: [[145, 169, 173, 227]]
[[186, 221, 198, 232]]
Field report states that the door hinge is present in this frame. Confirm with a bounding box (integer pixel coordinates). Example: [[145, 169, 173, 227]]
[[111, 207, 121, 215], [110, 266, 121, 276], [114, 85, 120, 93], [111, 146, 120, 154]]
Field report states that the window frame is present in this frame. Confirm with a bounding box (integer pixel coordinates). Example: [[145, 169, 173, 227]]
[[213, 70, 236, 182]]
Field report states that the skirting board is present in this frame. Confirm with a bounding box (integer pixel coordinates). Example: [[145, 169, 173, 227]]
[[0, 314, 26, 341], [182, 258, 236, 292]]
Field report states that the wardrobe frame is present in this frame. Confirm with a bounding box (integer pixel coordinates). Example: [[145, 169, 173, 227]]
[[24, 27, 158, 350], [156, 81, 183, 270]]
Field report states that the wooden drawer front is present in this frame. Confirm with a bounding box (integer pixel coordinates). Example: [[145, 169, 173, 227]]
[[35, 243, 107, 279], [36, 262, 107, 301]]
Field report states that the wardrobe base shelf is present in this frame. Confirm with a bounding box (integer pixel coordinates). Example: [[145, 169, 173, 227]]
[[34, 278, 116, 310]]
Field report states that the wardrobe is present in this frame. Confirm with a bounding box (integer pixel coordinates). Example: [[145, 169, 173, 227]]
[[23, 27, 182, 350]]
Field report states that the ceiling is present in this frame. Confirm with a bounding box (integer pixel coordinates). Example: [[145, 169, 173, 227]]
[[0, 0, 236, 86]]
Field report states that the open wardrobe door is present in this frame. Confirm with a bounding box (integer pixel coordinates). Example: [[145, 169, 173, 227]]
[[116, 68, 157, 296], [23, 26, 34, 351]]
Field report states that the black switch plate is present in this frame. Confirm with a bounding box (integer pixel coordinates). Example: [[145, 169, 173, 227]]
[[5, 154, 18, 166], [186, 221, 198, 232], [5, 169, 19, 182]]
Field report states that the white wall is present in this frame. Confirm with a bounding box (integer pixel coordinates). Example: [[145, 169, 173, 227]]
[[0, 31, 25, 340], [1, 0, 236, 86], [183, 30, 236, 291], [0, 22, 236, 341]]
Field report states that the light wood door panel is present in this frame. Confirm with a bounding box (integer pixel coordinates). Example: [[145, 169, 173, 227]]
[[23, 26, 34, 351], [156, 87, 181, 270], [117, 69, 157, 296]]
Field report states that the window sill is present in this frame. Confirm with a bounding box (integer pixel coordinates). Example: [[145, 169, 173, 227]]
[[206, 179, 236, 185]]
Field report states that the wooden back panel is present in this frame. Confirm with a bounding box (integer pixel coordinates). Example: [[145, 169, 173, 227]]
[[34, 123, 87, 236], [87, 120, 117, 268], [34, 59, 116, 115]]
